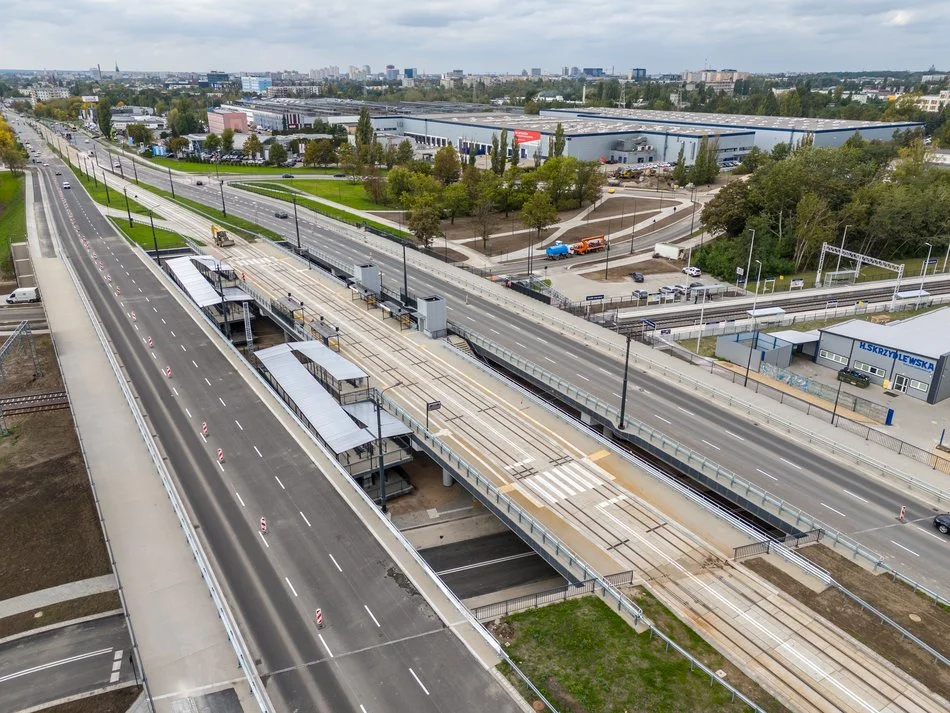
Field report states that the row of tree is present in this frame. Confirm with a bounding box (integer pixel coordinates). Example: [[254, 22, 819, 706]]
[[0, 115, 27, 173], [695, 134, 950, 280]]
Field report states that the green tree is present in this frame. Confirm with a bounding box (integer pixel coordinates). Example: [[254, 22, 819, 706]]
[[363, 169, 387, 205], [538, 155, 579, 208], [472, 171, 501, 246], [523, 99, 540, 115], [551, 122, 566, 158], [167, 136, 189, 156], [203, 132, 221, 153], [576, 161, 606, 206], [386, 166, 415, 206], [433, 144, 462, 185], [441, 182, 471, 224], [355, 107, 374, 153], [407, 199, 444, 249], [221, 127, 234, 153], [337, 143, 363, 179], [96, 96, 112, 138], [395, 139, 414, 165], [498, 128, 509, 175], [700, 180, 750, 235], [521, 191, 558, 244], [243, 133, 263, 159], [127, 123, 153, 146], [467, 146, 477, 167], [383, 143, 398, 169], [490, 133, 502, 174], [509, 135, 520, 169], [267, 142, 288, 165], [688, 137, 720, 185], [310, 139, 336, 167], [671, 144, 689, 185]]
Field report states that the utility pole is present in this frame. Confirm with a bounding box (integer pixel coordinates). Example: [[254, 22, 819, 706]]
[[168, 166, 175, 198], [123, 187, 133, 227], [219, 180, 227, 217], [744, 229, 756, 294], [292, 194, 301, 249], [835, 224, 850, 273], [618, 334, 633, 429], [149, 211, 160, 266], [375, 382, 402, 513]]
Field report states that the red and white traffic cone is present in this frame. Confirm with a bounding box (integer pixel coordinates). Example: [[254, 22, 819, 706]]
[[130, 311, 136, 322], [201, 421, 208, 437], [114, 286, 121, 295], [217, 448, 224, 463], [315, 608, 324, 629], [164, 366, 173, 378], [146, 336, 154, 348], [898, 505, 907, 522]]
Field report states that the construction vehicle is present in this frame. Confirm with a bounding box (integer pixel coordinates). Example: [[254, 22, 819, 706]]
[[211, 225, 235, 247], [545, 236, 607, 260], [545, 242, 574, 259]]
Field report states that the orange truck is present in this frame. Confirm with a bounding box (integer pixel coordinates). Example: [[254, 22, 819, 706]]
[[572, 236, 607, 254]]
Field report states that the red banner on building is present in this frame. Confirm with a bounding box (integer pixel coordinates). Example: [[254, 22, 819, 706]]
[[513, 129, 542, 144]]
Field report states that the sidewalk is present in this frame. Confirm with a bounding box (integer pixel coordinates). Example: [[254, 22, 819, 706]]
[[27, 175, 253, 713]]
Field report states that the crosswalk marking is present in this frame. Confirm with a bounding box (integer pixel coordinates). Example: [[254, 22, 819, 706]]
[[521, 462, 607, 505]]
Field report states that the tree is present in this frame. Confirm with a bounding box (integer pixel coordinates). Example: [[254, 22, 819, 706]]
[[576, 161, 606, 206], [523, 100, 540, 115], [305, 139, 336, 167], [267, 142, 288, 166], [472, 171, 501, 247], [167, 136, 189, 156], [221, 127, 234, 153], [243, 133, 263, 159], [368, 140, 384, 167], [700, 180, 750, 236], [490, 133, 502, 174], [203, 132, 221, 153], [96, 96, 112, 138], [509, 135, 520, 169], [521, 191, 558, 243], [498, 128, 509, 175], [551, 122, 566, 158], [363, 171, 387, 204], [433, 144, 461, 185], [386, 166, 415, 206], [688, 136, 720, 185], [355, 107, 374, 153], [441, 183, 471, 224], [538, 156, 579, 208], [337, 142, 363, 179], [383, 143, 398, 169], [395, 139, 414, 165], [407, 199, 443, 249], [671, 144, 689, 185], [127, 123, 153, 146]]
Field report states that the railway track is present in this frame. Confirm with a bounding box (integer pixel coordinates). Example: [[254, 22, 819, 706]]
[[220, 240, 946, 713], [0, 390, 69, 415]]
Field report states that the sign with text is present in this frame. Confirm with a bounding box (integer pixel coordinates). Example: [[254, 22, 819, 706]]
[[585, 294, 605, 301], [426, 401, 442, 412], [858, 341, 935, 372], [513, 129, 542, 144]]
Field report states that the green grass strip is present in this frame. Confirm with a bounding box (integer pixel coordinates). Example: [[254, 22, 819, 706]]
[[108, 217, 186, 250], [0, 173, 27, 278], [55, 150, 157, 217], [144, 185, 284, 243]]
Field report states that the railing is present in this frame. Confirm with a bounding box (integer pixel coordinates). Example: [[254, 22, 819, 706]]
[[734, 529, 824, 560]]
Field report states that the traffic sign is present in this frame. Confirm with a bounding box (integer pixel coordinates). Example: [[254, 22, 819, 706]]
[[585, 294, 605, 301], [642, 319, 656, 329], [426, 401, 442, 412], [927, 259, 938, 265], [735, 266, 744, 276]]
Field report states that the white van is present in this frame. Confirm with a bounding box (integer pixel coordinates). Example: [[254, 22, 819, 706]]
[[6, 286, 40, 304]]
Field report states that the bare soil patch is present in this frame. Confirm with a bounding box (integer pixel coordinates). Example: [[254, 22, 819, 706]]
[[744, 544, 950, 699], [385, 453, 464, 516], [425, 245, 469, 263], [0, 336, 111, 601], [44, 685, 142, 713], [587, 196, 665, 220], [464, 229, 559, 258], [0, 591, 121, 638], [580, 258, 687, 283]]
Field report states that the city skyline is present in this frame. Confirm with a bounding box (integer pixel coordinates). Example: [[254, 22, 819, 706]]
[[1, 0, 947, 75]]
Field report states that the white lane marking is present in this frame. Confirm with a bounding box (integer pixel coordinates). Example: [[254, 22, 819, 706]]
[[654, 414, 672, 424], [259, 531, 269, 548], [254, 446, 263, 458], [151, 353, 156, 360], [536, 337, 548, 344], [515, 342, 527, 348], [544, 356, 556, 364], [0, 647, 113, 683], [161, 318, 166, 324], [409, 668, 430, 695], [275, 476, 285, 490], [300, 511, 312, 527], [318, 634, 334, 658], [200, 434, 207, 444], [489, 328, 500, 335], [360, 706, 368, 713], [842, 489, 869, 503], [820, 502, 847, 518], [219, 397, 227, 407], [285, 577, 298, 597], [180, 344, 187, 352], [756, 468, 778, 481], [170, 331, 176, 337], [172, 387, 179, 396], [599, 367, 611, 374], [217, 461, 224, 472], [328, 553, 342, 571], [184, 408, 192, 418], [780, 457, 802, 470], [235, 492, 245, 507], [890, 540, 920, 557], [189, 360, 196, 369], [701, 439, 721, 450], [235, 420, 244, 431], [205, 377, 211, 386], [145, 296, 150, 302], [725, 430, 745, 441], [916, 526, 944, 541], [364, 605, 381, 628], [577, 374, 590, 381], [677, 406, 694, 416]]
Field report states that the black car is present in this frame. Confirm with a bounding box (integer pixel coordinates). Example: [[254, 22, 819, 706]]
[[196, 180, 204, 186], [630, 272, 645, 283], [281, 173, 294, 178], [333, 173, 345, 178], [274, 211, 289, 219], [935, 514, 950, 535], [838, 368, 870, 387]]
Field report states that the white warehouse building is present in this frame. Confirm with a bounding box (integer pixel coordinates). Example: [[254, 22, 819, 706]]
[[370, 113, 754, 166]]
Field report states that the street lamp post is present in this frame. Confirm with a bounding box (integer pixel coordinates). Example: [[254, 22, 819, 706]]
[[219, 180, 227, 217], [292, 194, 301, 250], [401, 242, 409, 303], [149, 211, 160, 266], [831, 378, 844, 425], [123, 187, 133, 227], [695, 291, 708, 354], [618, 334, 633, 429], [743, 259, 763, 387], [167, 167, 176, 199], [603, 224, 612, 280], [628, 198, 638, 255], [375, 382, 403, 513], [835, 224, 851, 273], [102, 170, 111, 204], [917, 242, 932, 309], [744, 229, 756, 295], [131, 157, 139, 186]]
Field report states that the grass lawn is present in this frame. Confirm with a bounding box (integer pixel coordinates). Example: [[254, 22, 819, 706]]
[[742, 254, 948, 294], [144, 154, 340, 176], [235, 181, 412, 239], [145, 184, 284, 243], [63, 161, 156, 217], [498, 595, 787, 713], [108, 217, 186, 250], [0, 173, 27, 278], [275, 178, 388, 211]]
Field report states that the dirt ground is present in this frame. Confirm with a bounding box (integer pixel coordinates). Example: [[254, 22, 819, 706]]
[[586, 196, 665, 221], [440, 205, 587, 243], [0, 590, 121, 638], [44, 686, 142, 713], [580, 257, 687, 283], [463, 229, 559, 258], [0, 336, 112, 600], [744, 544, 950, 699], [556, 210, 663, 244], [425, 245, 469, 263], [385, 452, 467, 516]]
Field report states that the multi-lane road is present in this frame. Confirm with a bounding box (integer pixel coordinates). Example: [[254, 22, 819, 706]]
[[23, 122, 522, 713], [76, 145, 950, 598]]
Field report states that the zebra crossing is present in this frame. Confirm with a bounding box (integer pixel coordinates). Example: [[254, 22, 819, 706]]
[[519, 461, 608, 505]]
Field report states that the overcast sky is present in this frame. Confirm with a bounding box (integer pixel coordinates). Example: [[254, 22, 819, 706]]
[[1, 0, 947, 75]]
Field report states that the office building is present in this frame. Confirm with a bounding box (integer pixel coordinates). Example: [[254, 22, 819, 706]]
[[241, 76, 273, 94]]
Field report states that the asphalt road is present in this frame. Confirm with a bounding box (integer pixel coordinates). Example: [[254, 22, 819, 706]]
[[26, 127, 522, 713], [420, 532, 562, 599], [56, 131, 950, 597], [0, 615, 133, 711]]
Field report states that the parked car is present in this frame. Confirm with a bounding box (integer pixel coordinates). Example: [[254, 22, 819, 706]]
[[673, 284, 689, 294], [274, 211, 289, 219], [682, 266, 701, 277], [935, 514, 950, 535], [689, 281, 704, 289], [659, 285, 677, 295], [837, 368, 870, 387], [630, 272, 645, 283], [632, 289, 649, 299]]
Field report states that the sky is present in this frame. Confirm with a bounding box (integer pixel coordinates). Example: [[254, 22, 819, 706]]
[[0, 0, 947, 75]]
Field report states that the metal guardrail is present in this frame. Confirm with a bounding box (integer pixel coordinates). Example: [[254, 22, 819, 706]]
[[734, 529, 824, 560]]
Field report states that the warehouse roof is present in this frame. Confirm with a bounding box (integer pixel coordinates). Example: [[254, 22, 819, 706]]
[[819, 308, 950, 360], [550, 107, 924, 134]]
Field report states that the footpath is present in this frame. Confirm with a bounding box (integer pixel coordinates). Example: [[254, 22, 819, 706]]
[[25, 175, 254, 713]]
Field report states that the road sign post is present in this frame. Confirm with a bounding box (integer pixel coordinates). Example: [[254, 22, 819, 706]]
[[425, 400, 441, 432]]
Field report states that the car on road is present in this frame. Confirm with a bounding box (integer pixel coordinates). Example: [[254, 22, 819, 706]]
[[196, 180, 204, 186], [281, 173, 294, 178], [274, 211, 289, 219], [837, 368, 870, 387], [935, 514, 950, 534], [62, 181, 70, 189], [42, 162, 48, 166], [629, 271, 645, 283], [54, 170, 61, 175], [682, 266, 701, 277], [333, 173, 345, 178]]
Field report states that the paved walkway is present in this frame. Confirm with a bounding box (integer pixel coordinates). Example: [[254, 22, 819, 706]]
[[0, 575, 117, 619]]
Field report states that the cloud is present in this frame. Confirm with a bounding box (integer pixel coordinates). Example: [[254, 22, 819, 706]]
[[0, 0, 947, 74]]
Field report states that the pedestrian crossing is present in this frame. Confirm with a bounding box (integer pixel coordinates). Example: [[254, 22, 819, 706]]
[[519, 461, 608, 505]]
